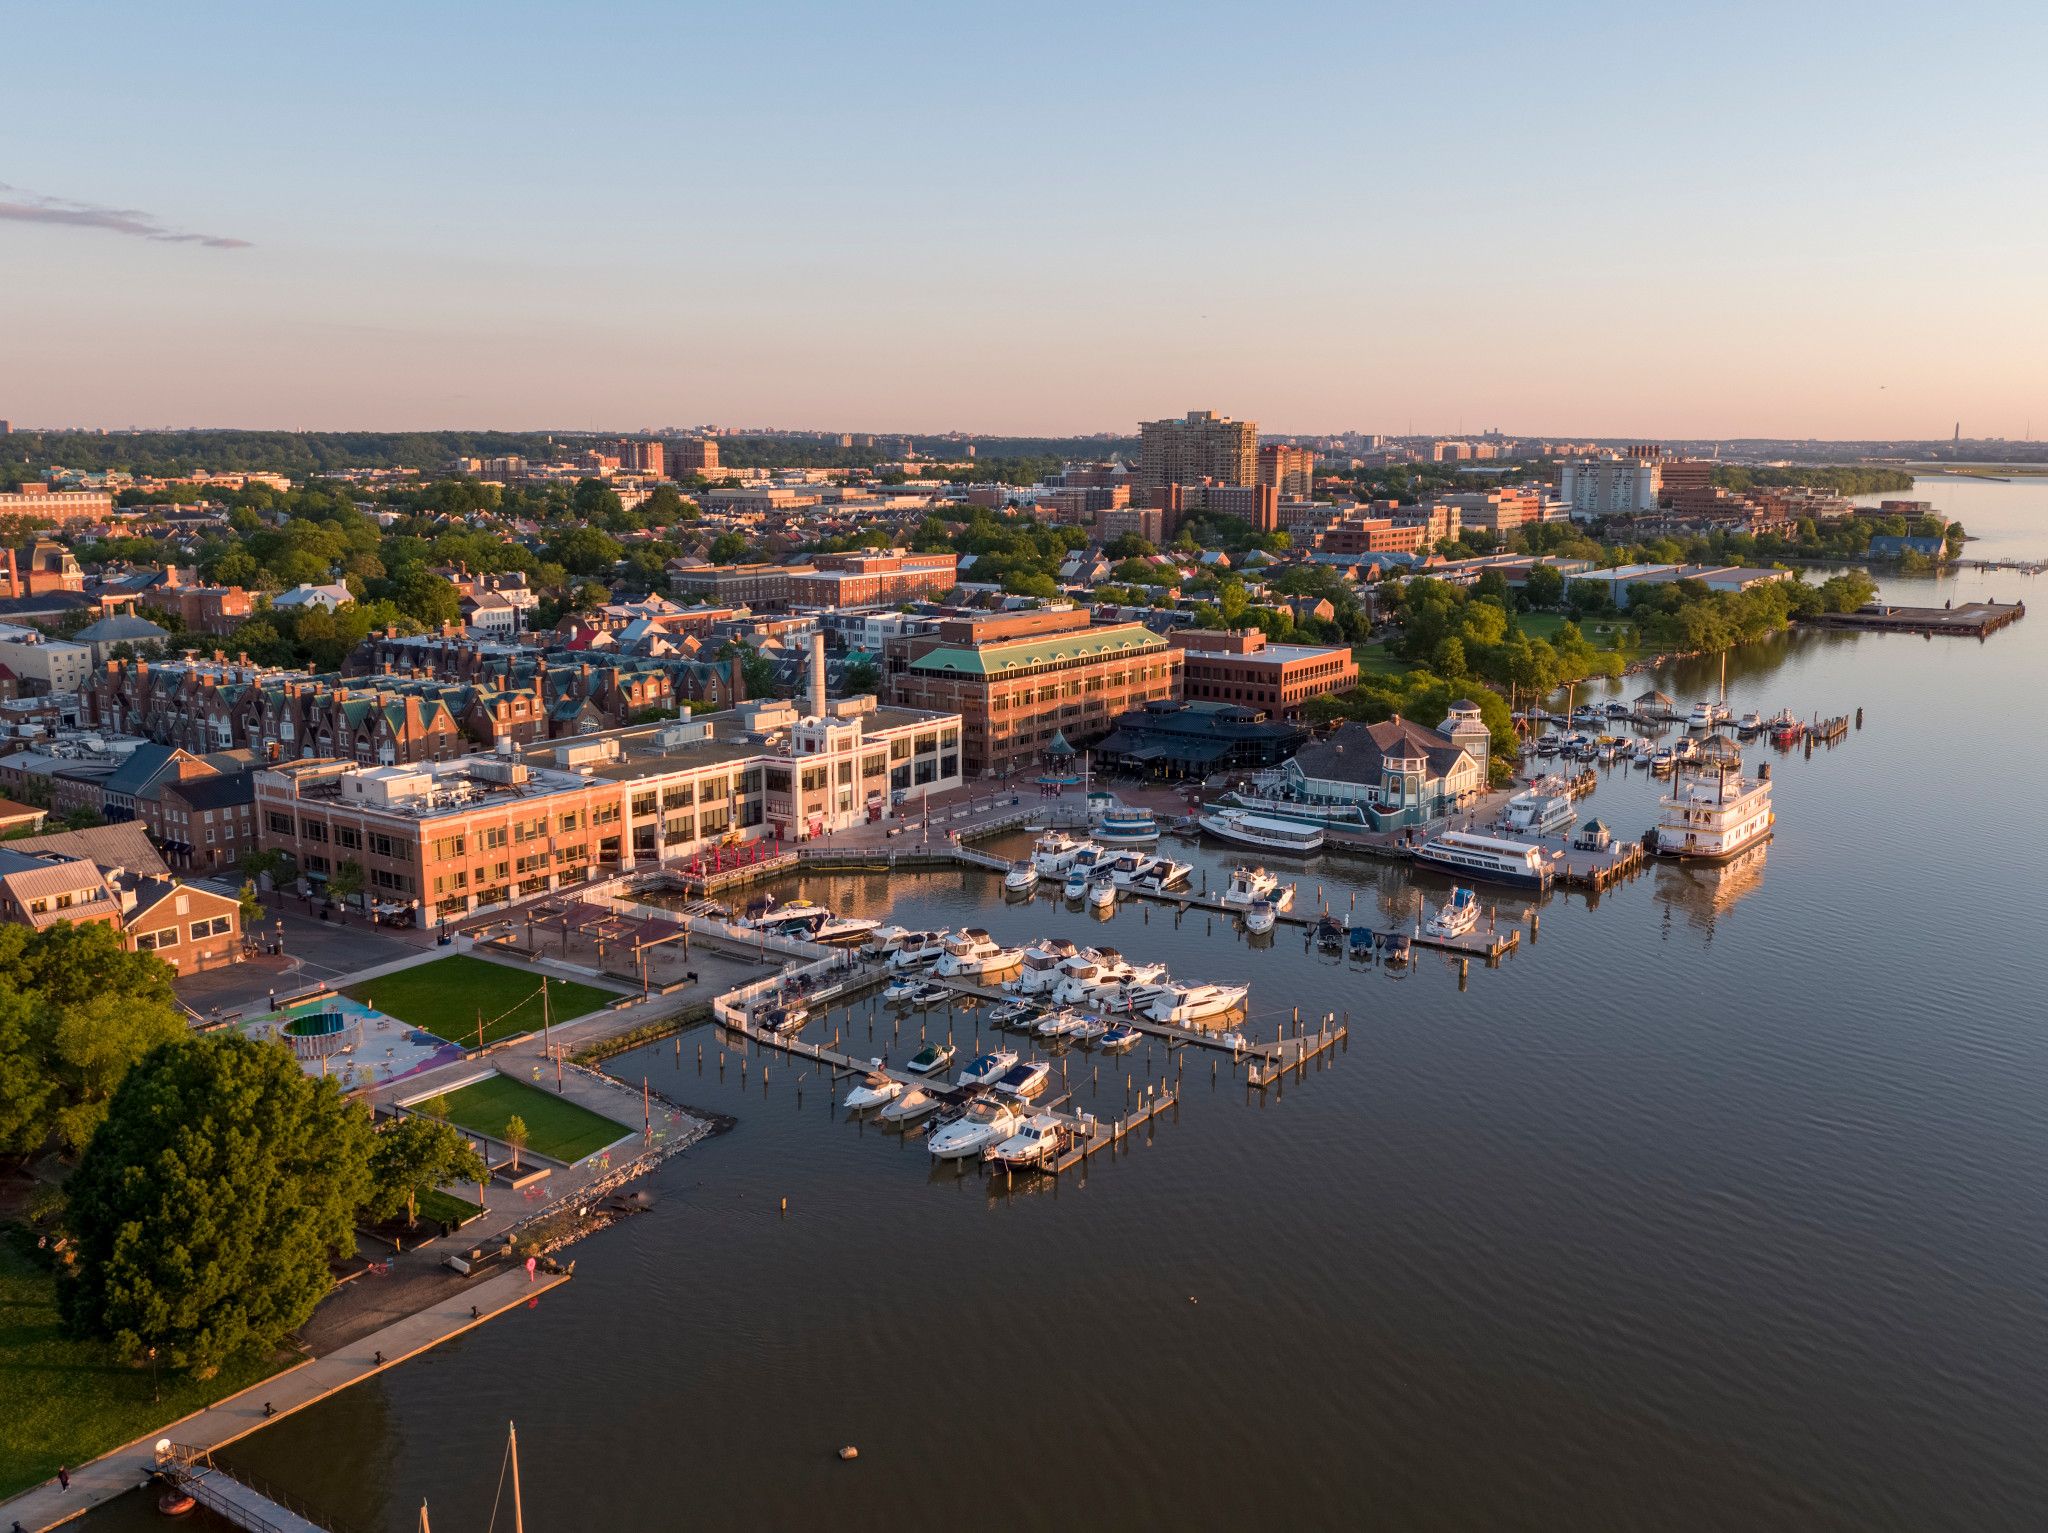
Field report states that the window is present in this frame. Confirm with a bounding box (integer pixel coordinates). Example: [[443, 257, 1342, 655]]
[[480, 825, 508, 850], [434, 834, 467, 859], [558, 812, 580, 833], [335, 825, 361, 850], [765, 766, 791, 794], [190, 915, 232, 941], [134, 928, 175, 951], [301, 819, 328, 843]]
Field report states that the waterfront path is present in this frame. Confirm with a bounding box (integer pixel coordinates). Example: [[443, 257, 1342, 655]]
[[0, 1265, 571, 1532]]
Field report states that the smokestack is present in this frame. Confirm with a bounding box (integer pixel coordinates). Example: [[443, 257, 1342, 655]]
[[809, 631, 827, 718]]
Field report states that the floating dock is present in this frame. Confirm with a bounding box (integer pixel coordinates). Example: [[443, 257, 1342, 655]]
[[1806, 600, 2025, 638]]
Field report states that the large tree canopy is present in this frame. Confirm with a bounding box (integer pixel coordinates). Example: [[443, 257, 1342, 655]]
[[61, 1033, 372, 1376]]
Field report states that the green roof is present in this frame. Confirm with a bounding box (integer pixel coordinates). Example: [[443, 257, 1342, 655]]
[[907, 627, 1165, 678]]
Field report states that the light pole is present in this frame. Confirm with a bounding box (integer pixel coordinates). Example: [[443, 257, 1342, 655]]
[[148, 1345, 159, 1403], [274, 919, 285, 958]]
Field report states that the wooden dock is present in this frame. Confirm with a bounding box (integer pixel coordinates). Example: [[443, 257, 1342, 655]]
[[1806, 599, 2025, 638]]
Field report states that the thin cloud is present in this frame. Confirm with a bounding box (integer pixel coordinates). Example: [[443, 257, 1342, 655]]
[[0, 183, 250, 249]]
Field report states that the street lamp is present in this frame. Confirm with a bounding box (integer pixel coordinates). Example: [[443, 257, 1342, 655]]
[[274, 919, 285, 958], [148, 1345, 158, 1403]]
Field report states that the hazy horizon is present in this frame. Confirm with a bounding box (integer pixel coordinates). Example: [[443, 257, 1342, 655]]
[[8, 1, 2046, 439]]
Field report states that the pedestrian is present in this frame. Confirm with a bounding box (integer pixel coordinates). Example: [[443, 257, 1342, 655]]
[[57, 1467, 70, 1491], [374, 1349, 383, 1366]]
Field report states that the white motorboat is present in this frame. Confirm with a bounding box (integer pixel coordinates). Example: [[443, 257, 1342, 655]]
[[994, 1059, 1052, 1097], [1145, 982, 1249, 1025], [928, 1097, 1024, 1160], [1687, 699, 1730, 730], [1003, 859, 1039, 893], [1097, 1023, 1141, 1052], [933, 929, 1024, 979], [1094, 805, 1161, 844], [1244, 898, 1277, 935], [880, 1086, 941, 1125], [1014, 939, 1082, 995], [1035, 1009, 1081, 1038], [987, 1000, 1039, 1029], [1502, 778, 1576, 836], [887, 929, 951, 969], [1220, 865, 1281, 909], [861, 924, 913, 956], [955, 1049, 1018, 1089], [882, 978, 922, 1005], [1424, 886, 1480, 940], [1129, 855, 1193, 892], [1086, 874, 1117, 912], [1197, 809, 1325, 855], [986, 1113, 1064, 1169], [904, 1041, 955, 1075], [811, 915, 880, 945], [1063, 866, 1088, 900], [741, 900, 832, 931], [906, 981, 950, 1009], [843, 1070, 903, 1112], [1030, 830, 1097, 876], [1070, 1018, 1109, 1043]]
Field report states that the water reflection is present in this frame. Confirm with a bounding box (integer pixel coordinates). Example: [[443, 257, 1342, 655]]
[[1654, 842, 1770, 938]]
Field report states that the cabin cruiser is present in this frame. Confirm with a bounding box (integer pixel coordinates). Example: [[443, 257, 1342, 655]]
[[1144, 982, 1249, 1025], [1013, 939, 1083, 995], [1070, 1018, 1109, 1043], [843, 1070, 904, 1112], [1412, 830, 1554, 890], [1197, 809, 1326, 855], [1094, 805, 1161, 844], [928, 1097, 1025, 1160], [1221, 865, 1283, 909], [1502, 779, 1576, 837], [994, 1059, 1052, 1098], [1003, 859, 1040, 893], [1030, 830, 1098, 876], [904, 1041, 956, 1075], [986, 1113, 1064, 1170], [934, 929, 1024, 979], [880, 1086, 942, 1125], [1127, 855, 1194, 893], [861, 924, 913, 956], [1052, 951, 1169, 1008], [1244, 898, 1277, 935], [887, 929, 951, 968], [882, 978, 923, 1005], [1687, 699, 1731, 730], [956, 1048, 1018, 1089], [1063, 865, 1089, 900], [1035, 1009, 1081, 1038], [811, 915, 880, 945], [1650, 746, 1677, 774], [1086, 873, 1117, 912], [1736, 711, 1764, 737], [1424, 886, 1480, 940]]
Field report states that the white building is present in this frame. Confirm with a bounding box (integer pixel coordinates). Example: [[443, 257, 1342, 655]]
[[1558, 457, 1661, 519]]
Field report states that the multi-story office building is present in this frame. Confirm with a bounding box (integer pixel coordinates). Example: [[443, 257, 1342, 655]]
[[884, 610, 1181, 779], [1169, 628, 1357, 717], [1257, 443, 1316, 498], [1558, 456, 1662, 518], [1139, 410, 1256, 489], [0, 489, 114, 525], [669, 562, 816, 607], [787, 552, 958, 607], [1316, 515, 1427, 556], [1433, 487, 1568, 533]]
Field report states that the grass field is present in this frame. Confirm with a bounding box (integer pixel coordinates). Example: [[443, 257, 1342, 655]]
[[1352, 640, 1413, 678], [414, 1187, 484, 1228], [0, 1232, 288, 1499], [345, 955, 618, 1046], [438, 1074, 630, 1163], [1517, 612, 1646, 659]]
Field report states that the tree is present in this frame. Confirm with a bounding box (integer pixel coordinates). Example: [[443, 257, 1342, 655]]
[[61, 1033, 372, 1377], [546, 526, 624, 576], [502, 1114, 529, 1172], [327, 859, 365, 911], [238, 881, 264, 927], [841, 657, 881, 697], [1522, 564, 1566, 608], [707, 531, 751, 565], [369, 1114, 488, 1229]]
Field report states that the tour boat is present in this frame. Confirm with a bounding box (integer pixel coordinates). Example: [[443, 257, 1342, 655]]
[[1003, 859, 1039, 893], [1220, 865, 1282, 909], [928, 1097, 1025, 1160], [1097, 1023, 1141, 1052], [811, 915, 880, 945], [1086, 874, 1117, 912], [994, 1059, 1052, 1098], [1502, 780, 1576, 837], [1424, 886, 1480, 940], [904, 1041, 956, 1075], [1411, 830, 1554, 891], [844, 1070, 903, 1112], [880, 1086, 941, 1125], [1145, 982, 1249, 1025], [1094, 805, 1161, 844], [1031, 830, 1097, 876], [956, 1048, 1018, 1089], [934, 929, 1024, 979], [1197, 809, 1326, 856], [1648, 749, 1775, 863], [986, 1113, 1064, 1169], [1244, 898, 1277, 935], [887, 929, 951, 968], [1014, 939, 1082, 995]]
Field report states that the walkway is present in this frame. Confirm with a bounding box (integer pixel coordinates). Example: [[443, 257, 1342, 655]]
[[0, 1266, 570, 1533]]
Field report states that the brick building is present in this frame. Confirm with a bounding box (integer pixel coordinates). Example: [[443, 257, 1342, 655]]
[[669, 562, 816, 607], [787, 552, 958, 607], [1257, 444, 1316, 498], [1169, 628, 1357, 717]]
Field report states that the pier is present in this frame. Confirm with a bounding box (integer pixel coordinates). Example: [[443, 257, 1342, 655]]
[[1806, 599, 2025, 638], [156, 1449, 333, 1533]]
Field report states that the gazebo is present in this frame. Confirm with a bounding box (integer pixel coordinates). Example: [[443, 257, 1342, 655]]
[[1634, 688, 1676, 719], [1036, 730, 1082, 792]]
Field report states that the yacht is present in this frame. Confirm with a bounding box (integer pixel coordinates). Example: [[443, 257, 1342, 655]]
[[1003, 859, 1039, 893], [934, 929, 1024, 979], [928, 1097, 1025, 1160], [986, 1113, 1064, 1170], [887, 930, 951, 969], [1501, 779, 1577, 836], [1053, 951, 1168, 1008], [1094, 805, 1161, 844], [1411, 830, 1554, 891], [1086, 874, 1117, 912], [1649, 749, 1775, 862], [741, 900, 832, 930], [1197, 809, 1326, 855], [861, 924, 913, 956], [956, 1049, 1018, 1089], [1014, 939, 1082, 995], [1220, 865, 1282, 909], [1031, 830, 1098, 876], [1128, 855, 1193, 893], [1145, 982, 1249, 1025], [904, 1041, 956, 1075], [1687, 699, 1731, 731], [811, 915, 880, 945], [844, 1071, 903, 1112], [880, 1086, 941, 1125], [1244, 898, 1277, 935], [1424, 886, 1481, 940], [994, 1058, 1052, 1097]]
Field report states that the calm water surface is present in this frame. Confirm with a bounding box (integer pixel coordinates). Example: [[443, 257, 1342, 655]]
[[92, 478, 2048, 1531]]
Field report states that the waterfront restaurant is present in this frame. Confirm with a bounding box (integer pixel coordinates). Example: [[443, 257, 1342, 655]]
[[1092, 699, 1308, 778], [1262, 716, 1481, 829]]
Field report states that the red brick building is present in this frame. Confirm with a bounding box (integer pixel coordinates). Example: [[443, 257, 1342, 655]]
[[1169, 628, 1357, 717]]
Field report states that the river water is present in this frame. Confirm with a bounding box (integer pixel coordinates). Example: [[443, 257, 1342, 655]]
[[93, 476, 2048, 1531]]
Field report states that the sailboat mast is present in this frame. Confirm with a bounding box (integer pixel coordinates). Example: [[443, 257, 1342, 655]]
[[418, 1501, 432, 1533], [509, 1421, 524, 1533]]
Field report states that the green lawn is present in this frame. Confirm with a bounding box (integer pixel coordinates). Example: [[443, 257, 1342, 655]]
[[1517, 612, 1646, 659], [0, 1232, 289, 1498], [437, 1074, 630, 1163], [1352, 640, 1413, 678], [414, 1187, 484, 1228], [345, 956, 618, 1046]]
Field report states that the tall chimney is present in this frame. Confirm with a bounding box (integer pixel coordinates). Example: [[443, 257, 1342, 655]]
[[809, 631, 827, 718]]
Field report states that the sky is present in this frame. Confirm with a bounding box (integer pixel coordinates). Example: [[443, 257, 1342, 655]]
[[5, 0, 2046, 440]]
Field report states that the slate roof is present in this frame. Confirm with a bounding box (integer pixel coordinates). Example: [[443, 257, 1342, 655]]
[[1287, 718, 1472, 784]]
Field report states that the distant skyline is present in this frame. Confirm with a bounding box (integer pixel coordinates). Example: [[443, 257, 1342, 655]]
[[7, 1, 2046, 440]]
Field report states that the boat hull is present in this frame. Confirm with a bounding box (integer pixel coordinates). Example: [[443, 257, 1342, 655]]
[[1410, 848, 1551, 890]]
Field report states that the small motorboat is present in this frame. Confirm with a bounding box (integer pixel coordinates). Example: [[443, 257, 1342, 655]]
[[1220, 865, 1281, 909], [1035, 1010, 1080, 1038], [1424, 886, 1480, 940], [1379, 932, 1412, 965], [1086, 874, 1117, 912], [1003, 859, 1039, 893], [1070, 1017, 1109, 1043], [1063, 866, 1088, 901], [1097, 1023, 1141, 1052], [760, 1003, 808, 1034], [904, 1041, 956, 1075], [1244, 897, 1276, 935], [987, 1000, 1038, 1029], [986, 1112, 1064, 1169], [844, 1070, 903, 1112], [928, 1096, 1025, 1160], [908, 981, 950, 1009], [882, 978, 922, 1005], [881, 1086, 942, 1124], [1736, 711, 1764, 737], [1348, 925, 1375, 957], [956, 1049, 1018, 1089], [1313, 912, 1345, 951], [994, 1059, 1051, 1098]]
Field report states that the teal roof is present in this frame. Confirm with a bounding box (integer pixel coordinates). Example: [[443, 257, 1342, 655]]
[[907, 626, 1164, 678]]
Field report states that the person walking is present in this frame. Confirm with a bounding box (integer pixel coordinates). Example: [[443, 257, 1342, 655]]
[[57, 1467, 70, 1491]]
